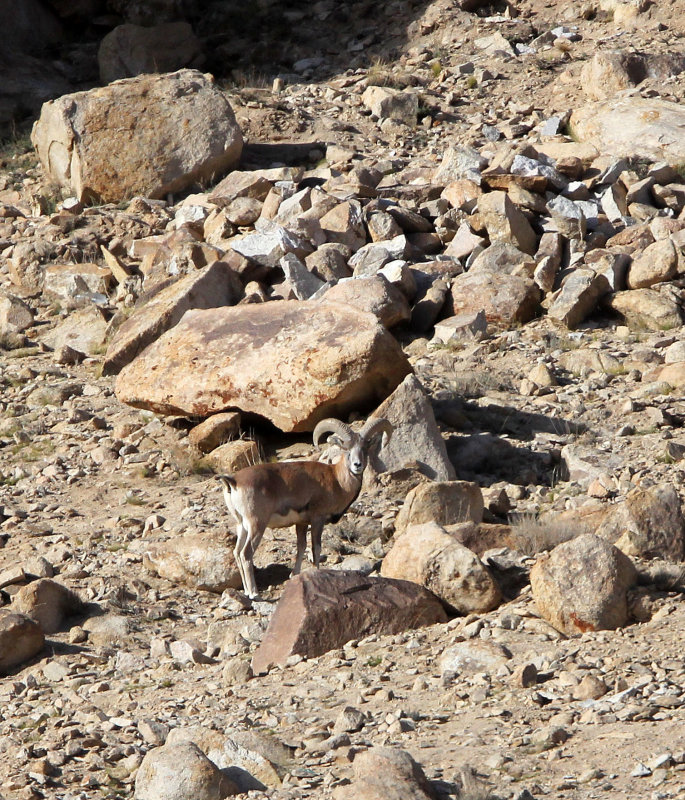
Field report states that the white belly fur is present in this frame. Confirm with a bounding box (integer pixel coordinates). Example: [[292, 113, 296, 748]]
[[269, 510, 308, 528]]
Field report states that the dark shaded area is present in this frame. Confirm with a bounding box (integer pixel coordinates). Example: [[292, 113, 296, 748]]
[[2, 0, 441, 138], [436, 397, 586, 487]]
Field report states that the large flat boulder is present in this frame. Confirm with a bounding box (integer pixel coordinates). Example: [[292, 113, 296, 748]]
[[570, 97, 685, 164], [115, 300, 412, 432], [31, 69, 243, 203], [251, 570, 447, 675], [103, 262, 243, 375]]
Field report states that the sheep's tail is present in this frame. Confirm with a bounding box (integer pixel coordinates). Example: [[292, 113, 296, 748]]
[[216, 475, 237, 491]]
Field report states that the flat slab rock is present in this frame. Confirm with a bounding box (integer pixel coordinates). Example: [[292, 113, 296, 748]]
[[251, 570, 448, 675], [115, 300, 412, 432]]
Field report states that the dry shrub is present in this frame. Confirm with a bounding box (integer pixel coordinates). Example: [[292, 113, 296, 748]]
[[509, 512, 585, 556]]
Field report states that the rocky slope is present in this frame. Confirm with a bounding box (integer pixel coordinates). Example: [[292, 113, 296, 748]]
[[2, 1, 685, 799]]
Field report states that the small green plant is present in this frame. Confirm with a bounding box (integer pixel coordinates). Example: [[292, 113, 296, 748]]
[[366, 655, 383, 668], [466, 75, 478, 90], [430, 60, 443, 77]]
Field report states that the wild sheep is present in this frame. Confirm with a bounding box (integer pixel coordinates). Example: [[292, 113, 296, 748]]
[[217, 416, 392, 598]]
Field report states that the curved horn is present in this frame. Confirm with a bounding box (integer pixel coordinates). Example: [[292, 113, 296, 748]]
[[360, 417, 393, 446], [313, 418, 356, 448]]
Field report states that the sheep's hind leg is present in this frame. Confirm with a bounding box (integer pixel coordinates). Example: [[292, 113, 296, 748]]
[[235, 521, 261, 598]]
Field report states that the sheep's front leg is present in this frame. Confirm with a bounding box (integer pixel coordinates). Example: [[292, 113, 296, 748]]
[[310, 519, 324, 568], [292, 523, 308, 576]]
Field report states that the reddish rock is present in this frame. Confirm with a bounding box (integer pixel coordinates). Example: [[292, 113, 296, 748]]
[[251, 570, 447, 675]]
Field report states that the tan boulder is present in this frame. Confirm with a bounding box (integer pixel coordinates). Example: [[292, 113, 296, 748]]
[[98, 22, 203, 84], [570, 97, 685, 164], [0, 292, 34, 335], [201, 440, 261, 474], [103, 261, 243, 375], [448, 270, 540, 327], [143, 534, 242, 594], [381, 522, 501, 614], [31, 69, 243, 203], [134, 741, 238, 800], [12, 579, 83, 634], [395, 481, 483, 532], [626, 238, 678, 289], [251, 570, 447, 675], [188, 412, 242, 454], [333, 747, 436, 800], [0, 611, 45, 672], [658, 362, 685, 388], [319, 200, 367, 251], [594, 484, 684, 561], [115, 301, 411, 432], [530, 534, 637, 635], [604, 288, 683, 331], [321, 275, 411, 329]]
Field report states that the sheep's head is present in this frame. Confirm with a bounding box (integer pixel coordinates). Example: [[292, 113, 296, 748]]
[[313, 417, 393, 477]]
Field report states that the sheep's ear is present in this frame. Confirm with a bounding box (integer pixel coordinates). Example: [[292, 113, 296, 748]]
[[327, 434, 345, 448]]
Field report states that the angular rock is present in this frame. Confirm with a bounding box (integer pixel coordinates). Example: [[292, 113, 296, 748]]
[[31, 69, 243, 203], [12, 579, 83, 634], [362, 86, 419, 126], [333, 747, 437, 800], [434, 146, 488, 184], [469, 242, 536, 277], [444, 222, 486, 261], [477, 191, 537, 255], [98, 22, 203, 84], [433, 310, 487, 344], [547, 268, 611, 329], [595, 484, 685, 561], [530, 534, 637, 634], [279, 254, 325, 299], [232, 221, 311, 268], [0, 292, 34, 335], [251, 570, 447, 674], [143, 535, 242, 593], [134, 741, 238, 800], [0, 611, 45, 673], [39, 305, 108, 356], [115, 301, 411, 432], [448, 270, 540, 327], [395, 481, 484, 532], [319, 200, 367, 251], [321, 275, 411, 329], [381, 522, 501, 614], [547, 195, 587, 239], [367, 374, 455, 480], [103, 261, 243, 374]]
